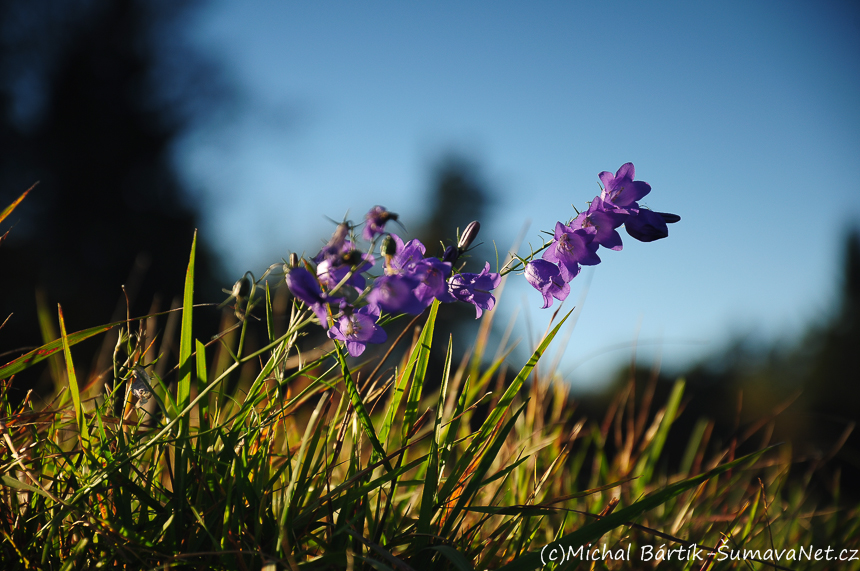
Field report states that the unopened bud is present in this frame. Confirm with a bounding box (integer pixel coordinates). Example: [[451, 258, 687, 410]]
[[457, 221, 481, 254], [381, 234, 397, 257], [658, 212, 681, 224], [289, 252, 299, 268], [231, 276, 251, 300]]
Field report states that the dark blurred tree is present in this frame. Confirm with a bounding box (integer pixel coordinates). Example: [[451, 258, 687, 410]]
[[585, 229, 860, 496], [414, 154, 495, 339], [0, 0, 228, 394]]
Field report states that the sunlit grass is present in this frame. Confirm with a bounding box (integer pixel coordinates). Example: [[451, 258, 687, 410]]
[[1, 194, 858, 570]]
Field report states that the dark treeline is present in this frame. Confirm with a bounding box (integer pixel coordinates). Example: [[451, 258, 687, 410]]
[[0, 0, 227, 397], [578, 230, 860, 498]]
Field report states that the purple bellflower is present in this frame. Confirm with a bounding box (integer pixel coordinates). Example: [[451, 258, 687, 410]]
[[599, 162, 651, 209], [448, 262, 502, 318], [571, 196, 628, 251], [367, 274, 426, 315], [363, 206, 398, 241], [542, 222, 601, 282], [327, 302, 387, 357], [285, 266, 330, 324], [625, 208, 671, 242], [317, 248, 375, 292], [413, 257, 455, 305], [384, 234, 426, 275], [524, 259, 570, 309]]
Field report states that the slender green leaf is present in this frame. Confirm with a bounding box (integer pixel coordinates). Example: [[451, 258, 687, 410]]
[[57, 304, 87, 441], [335, 342, 392, 472], [402, 300, 438, 442], [0, 182, 35, 225], [496, 446, 777, 571], [177, 230, 196, 418]]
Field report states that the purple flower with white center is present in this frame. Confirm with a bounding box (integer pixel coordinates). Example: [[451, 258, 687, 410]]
[[599, 163, 651, 209], [542, 222, 600, 281], [571, 196, 628, 251], [327, 303, 387, 357], [524, 259, 570, 309], [285, 266, 330, 323], [625, 208, 671, 242], [366, 274, 426, 316], [413, 258, 455, 305], [448, 262, 502, 318], [363, 206, 398, 241], [317, 251, 375, 292]]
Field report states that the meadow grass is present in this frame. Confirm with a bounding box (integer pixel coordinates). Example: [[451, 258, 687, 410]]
[[1, 194, 858, 570]]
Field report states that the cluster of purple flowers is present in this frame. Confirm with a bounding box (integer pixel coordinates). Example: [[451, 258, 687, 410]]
[[285, 208, 501, 357], [524, 163, 679, 309]]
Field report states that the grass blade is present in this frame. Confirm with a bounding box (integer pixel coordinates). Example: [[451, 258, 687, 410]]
[[57, 304, 87, 442], [497, 445, 778, 571], [0, 182, 35, 225]]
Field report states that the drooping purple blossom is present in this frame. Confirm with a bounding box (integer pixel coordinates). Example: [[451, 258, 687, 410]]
[[624, 208, 671, 242], [413, 258, 455, 305], [571, 196, 628, 251], [384, 234, 426, 275], [285, 266, 330, 323], [542, 222, 600, 282], [366, 274, 426, 316], [599, 162, 652, 209], [327, 302, 387, 357], [448, 262, 501, 318], [363, 206, 398, 241], [524, 259, 570, 309], [317, 250, 375, 292]]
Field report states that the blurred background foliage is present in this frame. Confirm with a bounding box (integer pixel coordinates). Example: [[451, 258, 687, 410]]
[[0, 0, 857, 496]]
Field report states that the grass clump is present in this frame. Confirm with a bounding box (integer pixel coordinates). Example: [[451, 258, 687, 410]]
[[1, 191, 858, 570]]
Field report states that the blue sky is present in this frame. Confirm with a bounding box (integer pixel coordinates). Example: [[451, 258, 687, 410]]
[[178, 0, 860, 390]]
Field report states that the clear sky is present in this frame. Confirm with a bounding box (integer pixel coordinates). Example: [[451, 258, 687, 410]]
[[178, 0, 860, 390]]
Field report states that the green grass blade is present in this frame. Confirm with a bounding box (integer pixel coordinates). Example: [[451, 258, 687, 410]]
[[402, 300, 438, 442], [177, 230, 196, 420], [57, 304, 87, 442], [633, 378, 684, 487], [496, 445, 778, 571], [0, 182, 35, 225], [417, 334, 453, 540], [0, 321, 121, 380], [195, 339, 209, 434], [335, 342, 393, 472], [438, 310, 572, 503]]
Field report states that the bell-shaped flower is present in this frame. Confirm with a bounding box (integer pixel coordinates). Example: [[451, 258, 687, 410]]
[[542, 222, 600, 282], [448, 262, 501, 318], [317, 250, 375, 292], [413, 258, 455, 305], [285, 266, 330, 323], [599, 162, 651, 209], [625, 208, 672, 242], [366, 274, 426, 315], [327, 303, 387, 357], [571, 196, 628, 251], [524, 259, 570, 309]]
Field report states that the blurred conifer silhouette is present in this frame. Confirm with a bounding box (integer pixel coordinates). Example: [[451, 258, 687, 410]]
[[0, 0, 227, 395]]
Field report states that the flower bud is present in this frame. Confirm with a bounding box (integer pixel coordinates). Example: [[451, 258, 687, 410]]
[[457, 221, 481, 254], [289, 252, 299, 268], [231, 275, 251, 300], [442, 245, 458, 263], [381, 234, 397, 257], [658, 212, 681, 223]]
